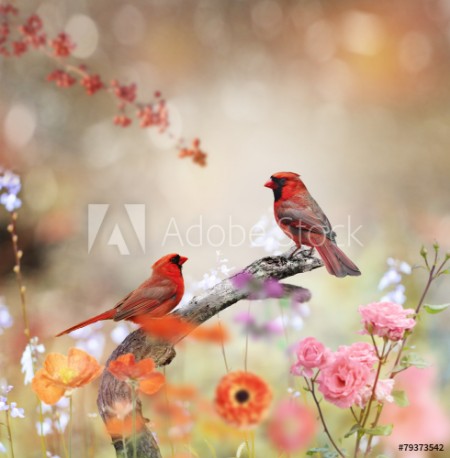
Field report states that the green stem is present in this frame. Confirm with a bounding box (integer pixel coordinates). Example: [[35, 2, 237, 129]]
[[305, 377, 345, 458], [363, 403, 383, 457], [244, 302, 251, 372], [5, 410, 15, 458], [68, 395, 73, 458], [217, 314, 230, 373], [354, 340, 386, 457], [392, 265, 435, 373], [8, 213, 48, 458], [250, 430, 255, 458]]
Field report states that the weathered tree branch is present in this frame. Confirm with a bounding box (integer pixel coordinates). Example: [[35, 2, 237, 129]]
[[97, 250, 323, 457]]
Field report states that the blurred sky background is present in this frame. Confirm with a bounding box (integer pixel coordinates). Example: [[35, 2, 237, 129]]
[[0, 0, 449, 456]]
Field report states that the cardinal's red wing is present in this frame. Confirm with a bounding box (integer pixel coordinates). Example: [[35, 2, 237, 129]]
[[113, 281, 177, 321], [276, 199, 336, 242]]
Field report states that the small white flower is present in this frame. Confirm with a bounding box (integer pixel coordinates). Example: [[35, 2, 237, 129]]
[[0, 441, 7, 453], [0, 298, 13, 334], [110, 322, 131, 344], [399, 261, 412, 275], [251, 212, 288, 254], [55, 412, 69, 433], [378, 268, 401, 290], [381, 284, 406, 305], [75, 332, 105, 360], [9, 402, 24, 418], [0, 397, 8, 411], [0, 384, 13, 396], [36, 418, 52, 436], [21, 337, 45, 385]]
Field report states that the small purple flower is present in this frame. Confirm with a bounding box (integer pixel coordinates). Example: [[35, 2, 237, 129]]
[[0, 170, 22, 212], [0, 298, 13, 334], [234, 311, 256, 326], [0, 170, 21, 195], [264, 317, 285, 335], [0, 396, 8, 411], [291, 288, 312, 305], [263, 278, 284, 298], [231, 271, 253, 290]]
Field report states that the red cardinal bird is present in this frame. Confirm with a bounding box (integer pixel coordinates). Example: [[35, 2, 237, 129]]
[[264, 172, 361, 278], [56, 253, 188, 336]]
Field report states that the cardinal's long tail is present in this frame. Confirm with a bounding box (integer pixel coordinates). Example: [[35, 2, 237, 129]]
[[316, 240, 361, 278], [55, 309, 116, 337]]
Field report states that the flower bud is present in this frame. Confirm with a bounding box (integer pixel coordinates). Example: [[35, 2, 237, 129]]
[[420, 245, 428, 258]]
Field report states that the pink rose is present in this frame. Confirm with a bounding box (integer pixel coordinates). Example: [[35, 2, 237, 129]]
[[356, 378, 395, 408], [337, 342, 378, 368], [317, 353, 372, 408], [290, 337, 331, 377], [359, 301, 416, 341]]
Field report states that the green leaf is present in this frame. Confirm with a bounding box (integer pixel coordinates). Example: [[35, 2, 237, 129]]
[[364, 424, 393, 436], [439, 269, 449, 275], [344, 423, 362, 438], [392, 390, 409, 407], [306, 447, 330, 456], [306, 445, 340, 458], [424, 303, 450, 314], [400, 352, 430, 369]]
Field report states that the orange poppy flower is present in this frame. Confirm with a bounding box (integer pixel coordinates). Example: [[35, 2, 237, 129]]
[[105, 415, 146, 438], [107, 353, 165, 395], [164, 383, 198, 401], [137, 315, 194, 342], [190, 322, 230, 344], [153, 400, 194, 443], [214, 371, 273, 429], [31, 347, 102, 404]]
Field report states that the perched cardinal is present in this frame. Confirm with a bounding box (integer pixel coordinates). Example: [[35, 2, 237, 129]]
[[56, 253, 188, 336], [264, 172, 361, 278]]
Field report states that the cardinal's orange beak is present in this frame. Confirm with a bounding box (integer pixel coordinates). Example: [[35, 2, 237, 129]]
[[264, 179, 276, 189], [179, 256, 188, 265]]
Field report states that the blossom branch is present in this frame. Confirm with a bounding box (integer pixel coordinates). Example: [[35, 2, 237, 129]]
[[97, 250, 323, 457], [0, 3, 207, 166]]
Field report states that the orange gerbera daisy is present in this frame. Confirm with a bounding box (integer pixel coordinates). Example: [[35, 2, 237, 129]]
[[214, 371, 272, 429], [32, 347, 102, 404], [107, 353, 165, 395]]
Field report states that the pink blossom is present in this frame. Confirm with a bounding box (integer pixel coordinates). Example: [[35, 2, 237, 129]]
[[356, 377, 395, 408], [267, 399, 317, 452], [359, 301, 416, 341], [290, 337, 331, 377], [317, 353, 372, 408], [337, 342, 378, 368]]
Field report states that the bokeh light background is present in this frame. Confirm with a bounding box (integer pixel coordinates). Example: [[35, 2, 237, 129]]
[[1, 0, 449, 456]]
